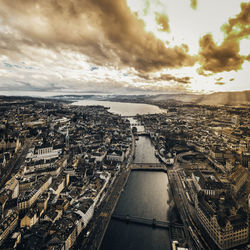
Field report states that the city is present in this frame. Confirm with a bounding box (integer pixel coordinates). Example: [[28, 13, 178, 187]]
[[0, 0, 249, 249], [0, 95, 249, 249]]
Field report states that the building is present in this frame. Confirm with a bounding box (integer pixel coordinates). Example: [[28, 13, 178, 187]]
[[228, 165, 248, 195], [50, 175, 65, 196], [0, 194, 8, 219], [26, 144, 63, 162], [0, 209, 19, 246], [241, 152, 250, 169], [20, 208, 39, 228], [48, 217, 77, 250], [210, 146, 224, 161], [192, 171, 226, 197], [195, 192, 249, 249], [106, 149, 124, 162], [17, 176, 52, 211], [0, 138, 17, 151], [5, 177, 19, 199]]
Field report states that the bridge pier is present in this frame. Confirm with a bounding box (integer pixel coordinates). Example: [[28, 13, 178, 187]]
[[152, 218, 156, 227]]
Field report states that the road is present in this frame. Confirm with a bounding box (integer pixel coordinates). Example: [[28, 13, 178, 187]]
[[168, 167, 213, 250], [168, 169, 196, 249], [77, 169, 131, 250]]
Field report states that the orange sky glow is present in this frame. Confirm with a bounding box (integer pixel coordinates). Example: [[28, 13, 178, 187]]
[[0, 0, 249, 94]]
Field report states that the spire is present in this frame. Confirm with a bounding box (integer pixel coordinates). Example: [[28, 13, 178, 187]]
[[65, 127, 69, 149]]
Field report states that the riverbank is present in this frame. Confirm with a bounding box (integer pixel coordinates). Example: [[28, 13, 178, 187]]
[[78, 135, 136, 250], [101, 170, 172, 250], [77, 168, 131, 250], [97, 169, 131, 249]]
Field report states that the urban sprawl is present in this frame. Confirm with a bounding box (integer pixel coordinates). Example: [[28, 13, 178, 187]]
[[0, 96, 249, 250]]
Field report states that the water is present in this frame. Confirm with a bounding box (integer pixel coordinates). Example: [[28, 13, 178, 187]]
[[103, 221, 170, 250], [113, 171, 169, 220], [101, 136, 171, 250], [71, 100, 165, 116], [134, 136, 159, 164]]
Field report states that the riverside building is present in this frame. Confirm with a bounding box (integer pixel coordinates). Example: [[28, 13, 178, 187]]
[[195, 192, 249, 249]]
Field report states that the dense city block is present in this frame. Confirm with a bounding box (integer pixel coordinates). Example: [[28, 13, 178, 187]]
[[0, 96, 249, 250]]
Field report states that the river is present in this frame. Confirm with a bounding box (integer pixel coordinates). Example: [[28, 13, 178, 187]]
[[101, 137, 171, 250], [73, 100, 171, 249]]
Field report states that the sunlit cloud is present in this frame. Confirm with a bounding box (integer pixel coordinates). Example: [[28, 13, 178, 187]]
[[198, 2, 250, 75], [0, 0, 249, 94]]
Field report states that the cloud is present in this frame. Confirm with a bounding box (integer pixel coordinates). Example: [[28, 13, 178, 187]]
[[155, 12, 170, 32], [138, 83, 190, 93], [90, 66, 99, 71], [198, 2, 250, 75], [221, 2, 250, 39], [190, 0, 197, 10], [199, 34, 244, 73], [138, 73, 191, 84], [0, 58, 191, 94], [215, 82, 225, 85], [3, 62, 13, 68], [0, 72, 132, 93], [0, 0, 195, 73], [156, 74, 191, 84], [216, 77, 223, 81]]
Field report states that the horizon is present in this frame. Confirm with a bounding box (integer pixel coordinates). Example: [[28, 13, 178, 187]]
[[0, 89, 250, 99]]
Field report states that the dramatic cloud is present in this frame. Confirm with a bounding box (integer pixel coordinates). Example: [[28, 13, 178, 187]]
[[198, 34, 244, 73], [155, 12, 170, 32], [198, 2, 250, 75], [0, 0, 249, 94], [0, 0, 195, 73], [222, 2, 250, 39], [138, 73, 191, 84]]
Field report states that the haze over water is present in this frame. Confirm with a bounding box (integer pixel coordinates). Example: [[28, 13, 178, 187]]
[[72, 100, 165, 116]]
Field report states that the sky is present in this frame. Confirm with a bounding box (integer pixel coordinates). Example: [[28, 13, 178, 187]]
[[0, 0, 249, 95]]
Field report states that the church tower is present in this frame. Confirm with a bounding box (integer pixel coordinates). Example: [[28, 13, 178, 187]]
[[65, 127, 69, 150]]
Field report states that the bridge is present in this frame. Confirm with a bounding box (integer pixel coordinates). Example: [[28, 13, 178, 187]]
[[112, 214, 183, 229], [136, 131, 149, 136], [121, 116, 143, 127], [131, 163, 168, 172]]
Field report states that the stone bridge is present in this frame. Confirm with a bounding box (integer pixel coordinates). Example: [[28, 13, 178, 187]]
[[131, 163, 168, 171], [112, 214, 183, 229]]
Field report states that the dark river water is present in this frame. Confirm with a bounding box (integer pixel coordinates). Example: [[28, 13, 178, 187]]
[[101, 136, 171, 250]]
